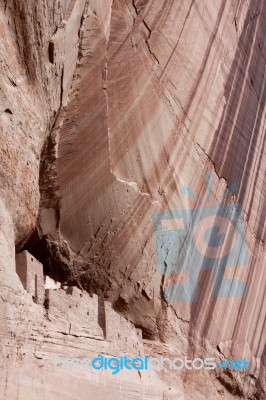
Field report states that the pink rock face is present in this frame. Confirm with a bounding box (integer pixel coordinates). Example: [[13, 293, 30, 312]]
[[0, 0, 265, 399]]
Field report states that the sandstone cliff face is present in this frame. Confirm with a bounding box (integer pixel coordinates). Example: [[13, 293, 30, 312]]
[[0, 0, 265, 399]]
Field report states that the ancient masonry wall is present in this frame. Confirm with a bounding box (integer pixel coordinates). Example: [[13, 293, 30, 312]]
[[16, 250, 45, 305], [15, 251, 143, 356]]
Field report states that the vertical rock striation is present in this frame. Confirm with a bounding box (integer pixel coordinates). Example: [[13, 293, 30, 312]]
[[0, 0, 265, 398]]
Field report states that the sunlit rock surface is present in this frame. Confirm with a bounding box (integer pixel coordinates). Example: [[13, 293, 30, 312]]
[[0, 0, 265, 398]]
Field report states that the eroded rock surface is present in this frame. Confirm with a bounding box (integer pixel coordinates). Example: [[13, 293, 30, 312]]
[[0, 0, 265, 399]]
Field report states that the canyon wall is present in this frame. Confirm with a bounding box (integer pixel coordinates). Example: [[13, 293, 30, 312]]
[[0, 0, 265, 399]]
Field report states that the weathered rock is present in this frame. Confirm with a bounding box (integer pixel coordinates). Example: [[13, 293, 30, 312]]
[[0, 0, 265, 399]]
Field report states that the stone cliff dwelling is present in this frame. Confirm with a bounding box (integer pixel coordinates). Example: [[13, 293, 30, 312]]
[[1, 0, 265, 398], [15, 250, 105, 329], [16, 251, 45, 305], [15, 250, 140, 345]]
